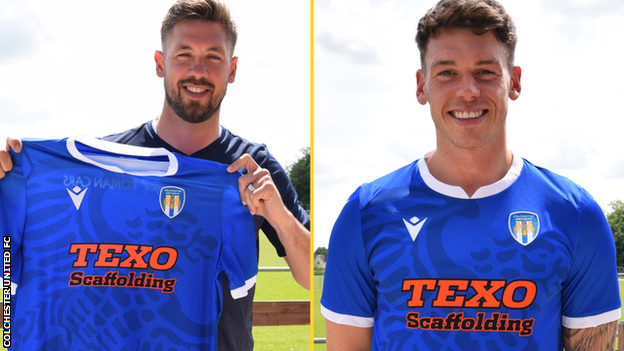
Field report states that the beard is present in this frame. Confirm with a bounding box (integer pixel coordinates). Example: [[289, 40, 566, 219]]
[[164, 75, 227, 124]]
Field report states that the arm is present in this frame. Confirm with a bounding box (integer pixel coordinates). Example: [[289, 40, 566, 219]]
[[561, 192, 621, 351], [227, 154, 310, 290], [562, 321, 617, 351], [0, 137, 21, 178], [326, 319, 372, 351]]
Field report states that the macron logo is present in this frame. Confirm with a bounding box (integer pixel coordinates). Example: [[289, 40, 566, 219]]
[[67, 186, 88, 210], [403, 216, 427, 241]]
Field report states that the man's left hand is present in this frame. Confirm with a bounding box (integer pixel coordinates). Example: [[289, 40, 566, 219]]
[[227, 153, 310, 290], [227, 154, 289, 222]]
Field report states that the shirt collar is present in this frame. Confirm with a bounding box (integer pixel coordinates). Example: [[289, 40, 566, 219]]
[[417, 151, 523, 199]]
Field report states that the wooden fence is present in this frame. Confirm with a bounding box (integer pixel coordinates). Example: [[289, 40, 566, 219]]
[[252, 267, 310, 327]]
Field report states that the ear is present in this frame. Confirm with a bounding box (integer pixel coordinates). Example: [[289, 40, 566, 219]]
[[508, 66, 521, 101], [155, 50, 165, 78], [416, 69, 428, 105], [228, 56, 238, 83]]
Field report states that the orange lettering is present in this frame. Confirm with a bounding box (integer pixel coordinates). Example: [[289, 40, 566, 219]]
[[94, 244, 123, 267], [149, 247, 178, 270], [402, 279, 437, 308], [432, 279, 468, 307], [119, 245, 153, 269], [464, 280, 506, 308], [501, 280, 537, 309], [69, 244, 98, 267]]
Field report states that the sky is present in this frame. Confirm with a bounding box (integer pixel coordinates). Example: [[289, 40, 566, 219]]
[[2, 0, 624, 252], [0, 0, 310, 169], [314, 0, 624, 249]]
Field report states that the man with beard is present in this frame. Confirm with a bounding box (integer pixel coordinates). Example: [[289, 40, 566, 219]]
[[0, 1, 310, 350]]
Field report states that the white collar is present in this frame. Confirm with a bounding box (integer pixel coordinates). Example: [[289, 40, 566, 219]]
[[418, 151, 523, 199], [67, 135, 178, 177]]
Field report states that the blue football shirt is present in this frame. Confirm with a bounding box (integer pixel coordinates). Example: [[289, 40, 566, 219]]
[[321, 154, 621, 350], [2, 136, 257, 350]]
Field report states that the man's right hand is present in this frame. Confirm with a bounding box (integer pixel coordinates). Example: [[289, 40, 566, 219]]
[[0, 137, 22, 179]]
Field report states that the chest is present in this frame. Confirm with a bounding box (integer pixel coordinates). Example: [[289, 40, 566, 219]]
[[361, 194, 575, 306]]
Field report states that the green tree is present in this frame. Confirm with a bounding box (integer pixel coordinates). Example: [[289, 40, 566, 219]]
[[286, 147, 310, 209], [314, 247, 328, 255], [607, 200, 624, 267]]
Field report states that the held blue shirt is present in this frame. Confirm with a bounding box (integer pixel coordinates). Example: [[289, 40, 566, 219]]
[[2, 136, 257, 351], [103, 121, 310, 351]]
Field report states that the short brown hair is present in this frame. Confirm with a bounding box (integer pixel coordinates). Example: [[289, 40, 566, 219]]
[[161, 0, 237, 54], [415, 0, 517, 70]]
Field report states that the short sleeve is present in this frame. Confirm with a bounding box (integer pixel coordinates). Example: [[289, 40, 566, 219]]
[[0, 150, 27, 293], [561, 190, 621, 328], [321, 187, 376, 327], [220, 174, 257, 299]]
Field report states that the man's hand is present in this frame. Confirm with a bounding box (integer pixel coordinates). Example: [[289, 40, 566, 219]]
[[0, 137, 22, 179], [227, 153, 310, 290], [227, 154, 289, 220]]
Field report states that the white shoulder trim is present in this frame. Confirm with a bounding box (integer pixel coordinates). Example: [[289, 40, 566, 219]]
[[230, 275, 257, 299], [11, 282, 17, 295], [320, 305, 374, 328], [562, 308, 622, 329], [418, 151, 523, 199], [67, 135, 178, 176]]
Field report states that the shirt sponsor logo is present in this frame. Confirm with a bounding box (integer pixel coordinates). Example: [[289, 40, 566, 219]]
[[68, 243, 178, 293], [64, 175, 134, 191], [401, 278, 537, 336]]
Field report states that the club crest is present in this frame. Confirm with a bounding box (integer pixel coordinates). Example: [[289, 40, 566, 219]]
[[508, 211, 540, 246], [160, 186, 185, 218]]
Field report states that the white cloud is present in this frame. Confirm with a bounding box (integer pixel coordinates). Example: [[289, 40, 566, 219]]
[[0, 0, 310, 168], [314, 0, 624, 249], [608, 158, 624, 180], [537, 137, 591, 171], [317, 31, 383, 65], [0, 1, 52, 65], [541, 0, 624, 19], [0, 96, 53, 126]]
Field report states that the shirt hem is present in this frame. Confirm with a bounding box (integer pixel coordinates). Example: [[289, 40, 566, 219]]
[[320, 305, 374, 328], [231, 275, 257, 299], [562, 308, 622, 328]]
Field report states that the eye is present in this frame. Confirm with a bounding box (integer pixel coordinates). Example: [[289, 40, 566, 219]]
[[207, 53, 224, 61], [438, 70, 454, 76]]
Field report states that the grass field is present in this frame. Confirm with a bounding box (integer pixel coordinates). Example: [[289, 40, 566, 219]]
[[311, 277, 624, 351], [253, 232, 310, 350]]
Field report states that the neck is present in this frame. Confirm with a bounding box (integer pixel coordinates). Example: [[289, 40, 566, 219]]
[[155, 102, 221, 156], [426, 134, 512, 198]]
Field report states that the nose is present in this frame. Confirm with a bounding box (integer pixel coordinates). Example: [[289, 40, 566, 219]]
[[189, 57, 209, 77], [455, 71, 480, 101]]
